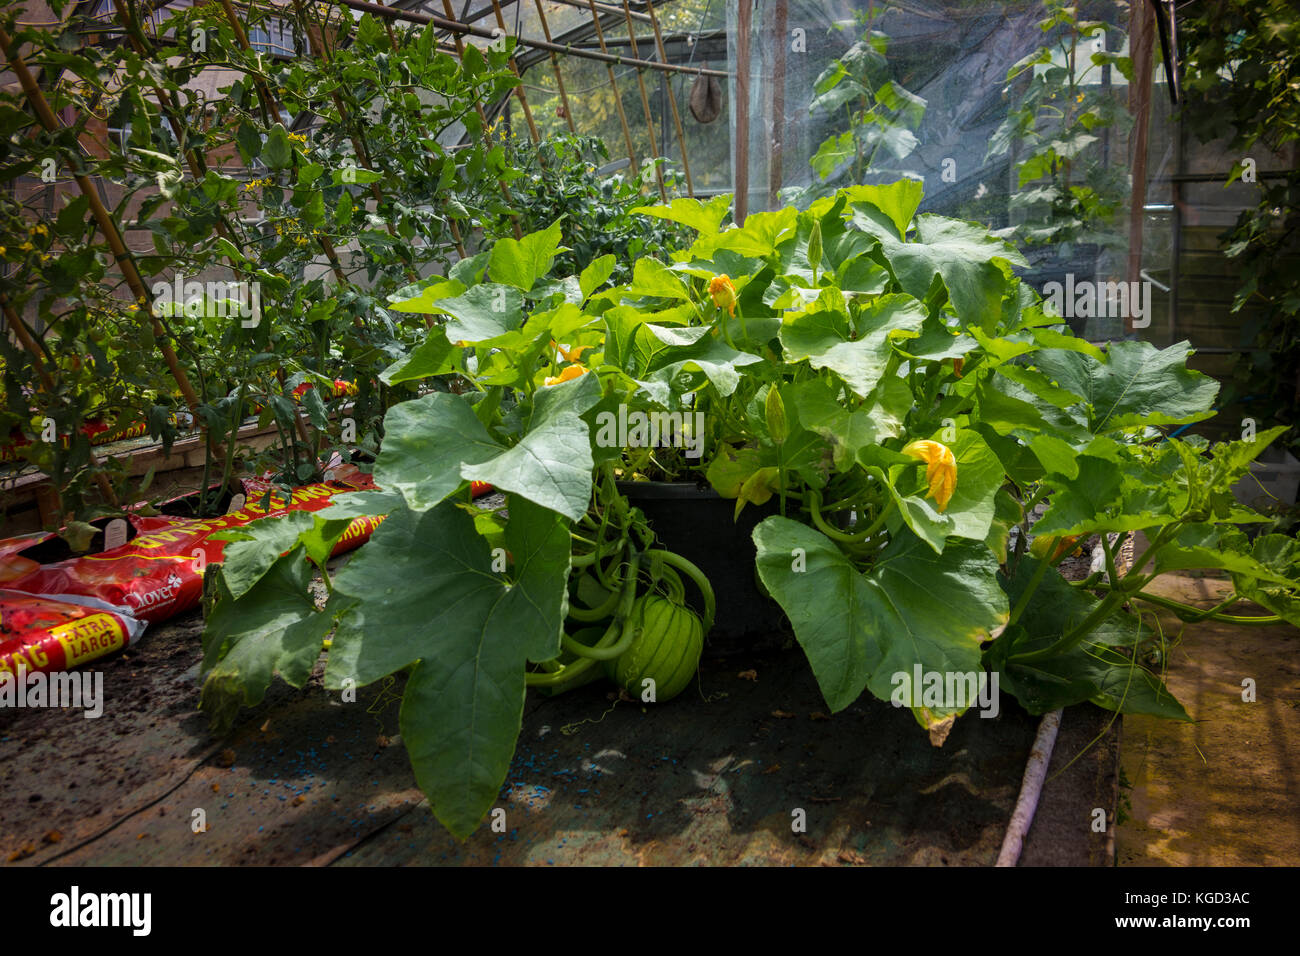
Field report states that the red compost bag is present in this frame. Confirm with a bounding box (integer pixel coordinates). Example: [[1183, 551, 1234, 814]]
[[0, 470, 385, 624], [0, 590, 146, 677]]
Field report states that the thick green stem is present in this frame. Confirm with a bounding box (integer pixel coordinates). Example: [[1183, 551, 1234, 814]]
[[524, 655, 597, 688], [808, 488, 886, 544], [1008, 554, 1052, 627], [1127, 590, 1281, 625], [1012, 524, 1180, 664], [558, 551, 643, 661], [566, 569, 625, 622], [650, 548, 716, 634]]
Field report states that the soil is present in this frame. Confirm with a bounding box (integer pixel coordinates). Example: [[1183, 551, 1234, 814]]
[[0, 574, 1117, 866], [4, 521, 1288, 866], [1117, 572, 1300, 866]]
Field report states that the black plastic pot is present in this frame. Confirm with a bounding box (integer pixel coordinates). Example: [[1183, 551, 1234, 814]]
[[617, 481, 792, 657]]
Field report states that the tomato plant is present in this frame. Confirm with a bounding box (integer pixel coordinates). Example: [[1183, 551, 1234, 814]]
[[1, 1, 517, 523]]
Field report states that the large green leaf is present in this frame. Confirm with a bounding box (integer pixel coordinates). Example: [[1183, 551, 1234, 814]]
[[263, 123, 293, 169], [433, 284, 525, 343], [373, 393, 503, 511], [788, 375, 908, 471], [488, 219, 564, 292], [1035, 451, 1191, 537], [631, 194, 731, 235], [1232, 534, 1300, 627], [209, 511, 316, 600], [579, 255, 616, 300], [939, 428, 1007, 543], [380, 325, 457, 384], [753, 518, 1007, 728], [976, 368, 1092, 443], [1153, 523, 1297, 588], [327, 499, 571, 838], [382, 278, 465, 316], [989, 558, 1188, 720], [200, 549, 338, 733], [627, 257, 692, 301], [461, 412, 593, 522], [643, 328, 763, 397], [810, 131, 854, 180], [867, 215, 1026, 329], [863, 427, 1006, 553], [1031, 340, 1219, 432], [708, 206, 798, 258], [843, 180, 925, 240], [779, 293, 926, 397]]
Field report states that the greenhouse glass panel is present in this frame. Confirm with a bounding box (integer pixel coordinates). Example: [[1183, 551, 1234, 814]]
[[727, 0, 1175, 342]]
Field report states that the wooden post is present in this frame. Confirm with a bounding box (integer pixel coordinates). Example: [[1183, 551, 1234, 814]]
[[0, 25, 204, 421], [767, 0, 787, 207], [438, 0, 524, 240], [488, 0, 540, 142], [1125, 0, 1155, 335], [2, 298, 119, 506], [735, 0, 752, 224]]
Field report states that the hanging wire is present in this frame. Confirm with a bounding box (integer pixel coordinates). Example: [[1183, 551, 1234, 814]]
[[521, 67, 641, 95], [685, 0, 714, 66]]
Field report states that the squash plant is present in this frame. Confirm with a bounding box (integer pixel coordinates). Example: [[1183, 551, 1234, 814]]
[[625, 181, 1300, 741], [198, 220, 718, 838], [201, 183, 1300, 839]]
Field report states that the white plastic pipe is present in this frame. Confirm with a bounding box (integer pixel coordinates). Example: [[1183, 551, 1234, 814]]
[[995, 708, 1064, 867]]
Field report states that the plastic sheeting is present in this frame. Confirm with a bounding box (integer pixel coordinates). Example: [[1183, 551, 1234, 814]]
[[727, 0, 1174, 342]]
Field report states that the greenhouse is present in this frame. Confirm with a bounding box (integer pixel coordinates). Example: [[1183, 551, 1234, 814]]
[[0, 0, 1297, 884]]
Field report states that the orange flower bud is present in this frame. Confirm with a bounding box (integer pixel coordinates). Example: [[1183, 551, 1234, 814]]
[[708, 274, 737, 316]]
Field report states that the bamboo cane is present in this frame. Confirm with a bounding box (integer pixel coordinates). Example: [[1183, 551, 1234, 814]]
[[619, 0, 667, 201], [487, 0, 540, 143], [734, 0, 752, 224], [644, 0, 693, 196], [292, 0, 456, 308], [439, 0, 523, 240], [581, 0, 638, 173], [2, 296, 120, 506], [213, 0, 360, 310], [532, 0, 577, 135]]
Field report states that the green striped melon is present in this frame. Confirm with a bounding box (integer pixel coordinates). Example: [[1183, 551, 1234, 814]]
[[604, 594, 704, 702]]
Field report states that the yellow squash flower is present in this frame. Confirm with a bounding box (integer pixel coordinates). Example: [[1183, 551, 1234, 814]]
[[709, 274, 737, 316], [550, 340, 590, 364], [544, 364, 587, 387], [902, 439, 957, 513]]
